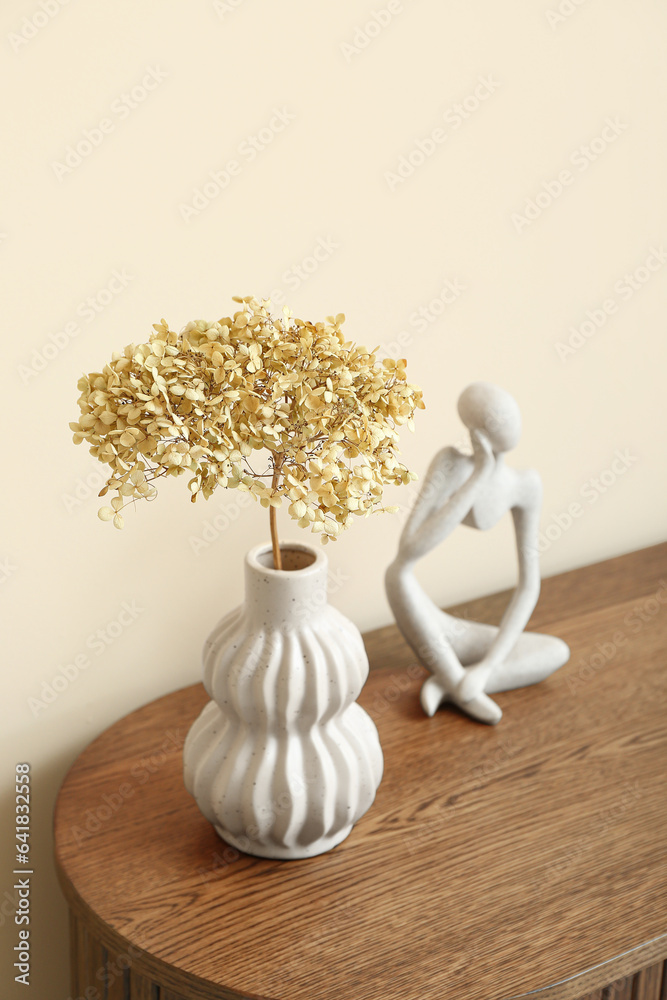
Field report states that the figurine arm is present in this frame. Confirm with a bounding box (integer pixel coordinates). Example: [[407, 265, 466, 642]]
[[487, 493, 542, 659], [399, 432, 494, 563], [457, 472, 542, 701], [398, 446, 463, 541]]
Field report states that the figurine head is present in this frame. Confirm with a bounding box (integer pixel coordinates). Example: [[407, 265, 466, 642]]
[[457, 382, 521, 454]]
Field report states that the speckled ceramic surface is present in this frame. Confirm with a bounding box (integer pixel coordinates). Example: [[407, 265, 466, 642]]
[[183, 542, 383, 859]]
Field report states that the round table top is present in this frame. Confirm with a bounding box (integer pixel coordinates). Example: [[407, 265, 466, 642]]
[[54, 546, 667, 1000]]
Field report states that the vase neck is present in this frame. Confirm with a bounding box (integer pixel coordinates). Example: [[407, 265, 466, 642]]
[[244, 543, 329, 629]]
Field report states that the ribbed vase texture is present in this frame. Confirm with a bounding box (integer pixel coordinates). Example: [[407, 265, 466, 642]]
[[183, 542, 383, 859]]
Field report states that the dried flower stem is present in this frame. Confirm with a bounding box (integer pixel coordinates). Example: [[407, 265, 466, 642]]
[[270, 453, 284, 570]]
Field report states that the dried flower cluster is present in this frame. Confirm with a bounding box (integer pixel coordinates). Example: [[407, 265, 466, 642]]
[[71, 296, 424, 544]]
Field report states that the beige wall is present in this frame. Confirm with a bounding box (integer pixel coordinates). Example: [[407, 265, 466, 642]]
[[2, 0, 666, 995]]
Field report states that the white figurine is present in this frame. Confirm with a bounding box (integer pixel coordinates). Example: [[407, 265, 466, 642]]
[[385, 382, 570, 725]]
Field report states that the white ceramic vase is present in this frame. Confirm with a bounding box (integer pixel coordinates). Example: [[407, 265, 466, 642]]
[[183, 541, 383, 859]]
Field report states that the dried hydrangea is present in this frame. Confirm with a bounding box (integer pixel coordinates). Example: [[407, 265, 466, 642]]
[[71, 295, 425, 552]]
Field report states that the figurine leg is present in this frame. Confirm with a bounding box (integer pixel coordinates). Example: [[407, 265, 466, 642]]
[[442, 615, 570, 691], [485, 630, 570, 692], [420, 676, 503, 724], [414, 609, 503, 723], [420, 614, 569, 722]]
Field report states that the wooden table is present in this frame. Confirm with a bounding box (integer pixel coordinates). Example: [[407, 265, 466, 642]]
[[54, 544, 667, 1000]]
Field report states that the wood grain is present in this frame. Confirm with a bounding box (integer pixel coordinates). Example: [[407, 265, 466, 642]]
[[634, 963, 664, 1000], [105, 944, 131, 999], [602, 977, 633, 999], [69, 909, 80, 997], [54, 543, 667, 1000], [83, 925, 106, 998], [128, 967, 158, 1000]]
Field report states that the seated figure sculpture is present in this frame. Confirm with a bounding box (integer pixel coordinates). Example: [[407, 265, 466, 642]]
[[385, 382, 570, 725]]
